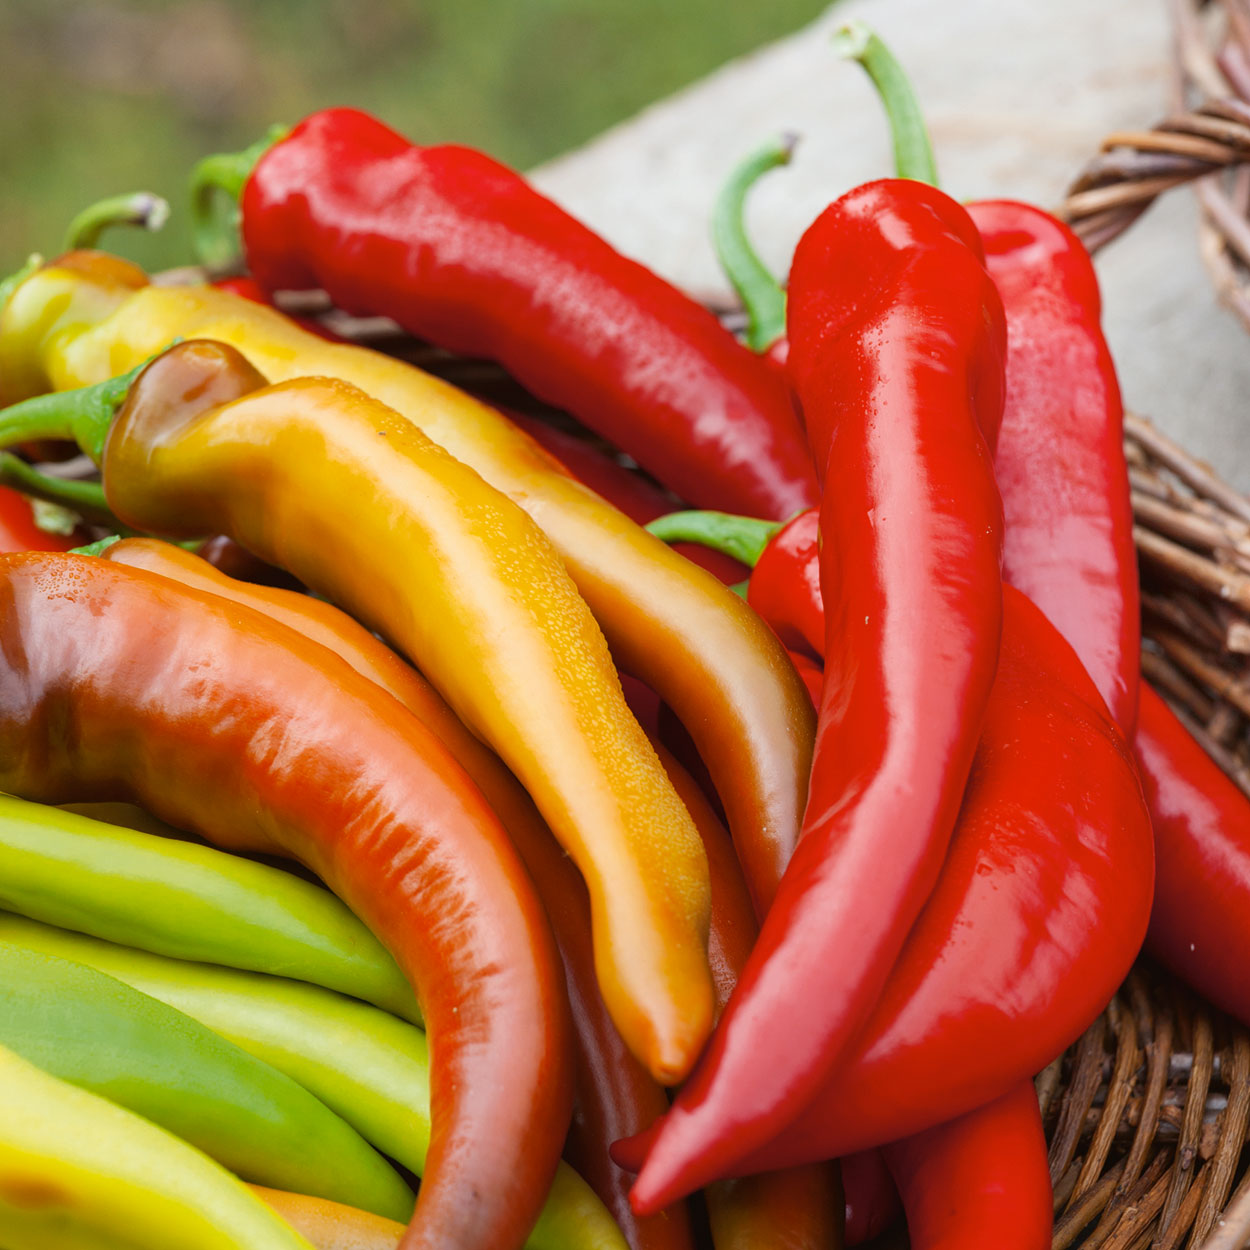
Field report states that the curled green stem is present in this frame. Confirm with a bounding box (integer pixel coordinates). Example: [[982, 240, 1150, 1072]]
[[64, 192, 171, 251], [712, 134, 796, 353], [0, 359, 149, 464], [0, 454, 114, 524], [189, 124, 289, 271], [646, 509, 782, 567], [834, 20, 938, 186]]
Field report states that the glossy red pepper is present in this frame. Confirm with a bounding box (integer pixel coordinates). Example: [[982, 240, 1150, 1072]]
[[0, 551, 573, 1250], [201, 107, 818, 521], [1136, 685, 1250, 1025], [881, 1082, 1051, 1250], [625, 586, 1152, 1191], [629, 178, 1007, 1205], [967, 199, 1139, 732]]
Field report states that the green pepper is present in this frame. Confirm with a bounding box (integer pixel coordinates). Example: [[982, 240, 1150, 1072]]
[[0, 1040, 317, 1250], [0, 940, 414, 1222], [0, 791, 420, 1024], [0, 912, 628, 1250]]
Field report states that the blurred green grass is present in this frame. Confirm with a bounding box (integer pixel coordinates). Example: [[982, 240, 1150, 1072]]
[[0, 0, 830, 273]]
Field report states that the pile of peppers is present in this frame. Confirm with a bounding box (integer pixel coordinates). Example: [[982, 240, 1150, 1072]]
[[0, 22, 1247, 1250]]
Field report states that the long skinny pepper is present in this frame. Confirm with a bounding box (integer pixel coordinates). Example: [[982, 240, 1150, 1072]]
[[0, 551, 573, 1250], [632, 178, 1007, 1201]]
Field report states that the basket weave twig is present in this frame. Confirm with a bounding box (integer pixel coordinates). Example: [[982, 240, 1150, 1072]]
[[1041, 2, 1250, 1243]]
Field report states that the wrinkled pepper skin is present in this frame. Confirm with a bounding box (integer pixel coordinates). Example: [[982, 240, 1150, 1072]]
[[630, 588, 1152, 1183], [631, 180, 1007, 1206], [0, 552, 573, 1250], [0, 942, 414, 1220], [95, 341, 713, 1083], [0, 253, 814, 925], [881, 1082, 1051, 1250], [0, 1042, 317, 1250], [967, 199, 1139, 732], [1136, 685, 1250, 1026], [238, 108, 818, 521]]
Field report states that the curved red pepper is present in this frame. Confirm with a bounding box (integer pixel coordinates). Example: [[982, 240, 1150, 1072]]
[[967, 199, 1139, 732], [0, 552, 573, 1250], [881, 1082, 1051, 1250], [233, 107, 818, 521], [626, 586, 1152, 1186], [746, 508, 821, 658], [629, 178, 1007, 1207], [1136, 685, 1250, 1024]]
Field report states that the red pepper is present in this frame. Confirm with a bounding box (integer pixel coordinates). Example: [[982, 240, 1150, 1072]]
[[966, 199, 1139, 732], [881, 1081, 1051, 1250], [623, 585, 1152, 1188], [1136, 685, 1250, 1025], [0, 551, 573, 1250], [197, 107, 818, 521], [647, 507, 820, 656], [0, 484, 82, 554], [629, 178, 1007, 1205], [841, 1152, 899, 1247]]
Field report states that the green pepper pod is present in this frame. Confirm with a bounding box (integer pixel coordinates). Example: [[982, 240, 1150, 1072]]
[[0, 1041, 318, 1250], [0, 791, 421, 1024], [0, 913, 627, 1250], [0, 941, 414, 1222]]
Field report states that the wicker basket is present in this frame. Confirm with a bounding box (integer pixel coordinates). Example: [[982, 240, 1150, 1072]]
[[1032, 2, 1250, 1244]]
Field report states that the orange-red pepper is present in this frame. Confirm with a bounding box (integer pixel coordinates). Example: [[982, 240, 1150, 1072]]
[[0, 551, 572, 1250]]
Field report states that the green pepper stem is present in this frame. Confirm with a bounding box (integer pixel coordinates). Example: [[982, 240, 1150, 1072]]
[[0, 361, 147, 465], [0, 454, 114, 523], [712, 134, 796, 353], [72, 535, 123, 557], [189, 124, 289, 272], [646, 509, 783, 567], [834, 21, 938, 186], [64, 193, 171, 251]]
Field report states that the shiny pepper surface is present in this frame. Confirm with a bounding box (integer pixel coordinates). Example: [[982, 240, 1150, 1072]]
[[713, 587, 1153, 1172], [632, 179, 1007, 1206], [0, 251, 814, 922], [0, 552, 573, 1250], [237, 108, 818, 521], [968, 199, 1139, 732], [98, 341, 714, 1084]]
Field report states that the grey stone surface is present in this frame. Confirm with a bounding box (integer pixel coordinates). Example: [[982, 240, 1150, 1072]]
[[531, 0, 1250, 487]]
